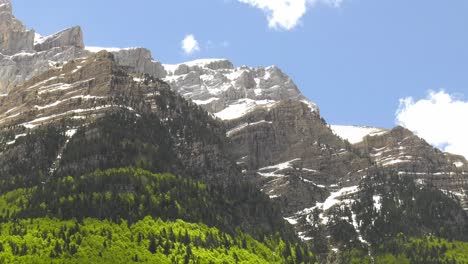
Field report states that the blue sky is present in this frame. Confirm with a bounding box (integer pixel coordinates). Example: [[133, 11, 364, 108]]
[[11, 0, 468, 131]]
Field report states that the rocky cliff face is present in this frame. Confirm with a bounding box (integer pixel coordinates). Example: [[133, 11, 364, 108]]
[[163, 59, 317, 117], [0, 1, 165, 94], [34, 26, 84, 52], [0, 51, 237, 186], [356, 126, 468, 208], [0, 0, 34, 55]]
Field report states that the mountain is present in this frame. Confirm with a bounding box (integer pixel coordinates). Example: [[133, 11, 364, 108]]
[[0, 48, 314, 263], [0, 3, 314, 261], [0, 0, 165, 95], [163, 58, 468, 205], [162, 59, 468, 256], [1, 1, 468, 263], [163, 59, 317, 119]]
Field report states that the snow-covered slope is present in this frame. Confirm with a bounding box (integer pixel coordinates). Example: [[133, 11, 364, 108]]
[[163, 59, 318, 120], [331, 125, 388, 144]]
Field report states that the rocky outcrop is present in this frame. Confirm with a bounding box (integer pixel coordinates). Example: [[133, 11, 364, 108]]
[[163, 59, 317, 115], [0, 1, 86, 93], [0, 0, 34, 55], [0, 46, 87, 94], [355, 126, 468, 208], [223, 100, 370, 214], [0, 2, 165, 94], [34, 26, 84, 52], [0, 0, 11, 13], [111, 48, 166, 79]]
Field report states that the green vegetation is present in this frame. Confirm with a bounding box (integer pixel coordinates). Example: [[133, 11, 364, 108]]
[[0, 167, 315, 263], [0, 167, 295, 240], [337, 235, 468, 264], [0, 217, 313, 264], [0, 105, 301, 241]]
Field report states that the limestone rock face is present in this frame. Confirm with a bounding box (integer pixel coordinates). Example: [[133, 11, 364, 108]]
[[0, 0, 12, 13], [163, 59, 317, 116], [355, 126, 468, 208], [34, 26, 84, 52], [0, 4, 165, 94], [111, 48, 166, 79], [0, 1, 86, 93], [225, 100, 369, 214], [0, 47, 88, 94], [0, 0, 34, 55]]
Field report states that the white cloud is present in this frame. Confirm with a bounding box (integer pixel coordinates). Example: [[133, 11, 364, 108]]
[[396, 90, 468, 159], [181, 34, 200, 55], [237, 0, 343, 30]]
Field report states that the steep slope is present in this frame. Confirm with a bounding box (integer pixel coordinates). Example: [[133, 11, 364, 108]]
[[0, 51, 307, 247], [164, 58, 468, 258]]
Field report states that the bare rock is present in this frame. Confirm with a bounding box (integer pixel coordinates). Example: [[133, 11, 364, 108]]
[[34, 26, 84, 52], [0, 0, 34, 55]]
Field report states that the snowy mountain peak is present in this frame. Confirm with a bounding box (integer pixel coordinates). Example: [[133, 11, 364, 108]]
[[163, 60, 318, 119]]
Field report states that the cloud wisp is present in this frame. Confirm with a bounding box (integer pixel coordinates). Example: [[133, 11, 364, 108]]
[[181, 34, 200, 55], [396, 90, 468, 159], [237, 0, 343, 30]]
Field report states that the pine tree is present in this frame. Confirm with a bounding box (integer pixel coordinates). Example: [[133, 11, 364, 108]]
[[149, 235, 157, 254]]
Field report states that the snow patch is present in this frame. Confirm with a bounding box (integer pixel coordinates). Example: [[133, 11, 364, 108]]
[[316, 186, 359, 211], [331, 125, 388, 144], [65, 129, 77, 138], [257, 158, 301, 177], [5, 133, 27, 145], [373, 195, 382, 211], [214, 99, 276, 120], [34, 33, 46, 45], [192, 97, 219, 105], [284, 217, 298, 225], [227, 120, 272, 137]]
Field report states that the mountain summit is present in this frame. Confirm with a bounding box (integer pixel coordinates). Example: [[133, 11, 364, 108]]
[[163, 58, 318, 119]]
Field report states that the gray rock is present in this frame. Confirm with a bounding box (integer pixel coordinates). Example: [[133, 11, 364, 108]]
[[0, 1, 166, 93], [202, 59, 233, 70], [0, 0, 12, 13], [0, 47, 88, 93], [163, 60, 318, 116], [0, 0, 34, 55], [111, 48, 166, 79], [34, 26, 84, 52], [174, 64, 190, 75]]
